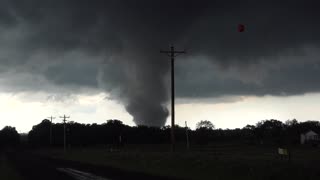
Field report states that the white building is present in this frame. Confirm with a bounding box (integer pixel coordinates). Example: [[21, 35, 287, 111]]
[[300, 130, 319, 144]]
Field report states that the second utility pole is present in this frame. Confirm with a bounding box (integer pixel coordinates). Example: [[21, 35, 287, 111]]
[[161, 45, 186, 152], [60, 114, 70, 152], [48, 116, 55, 146]]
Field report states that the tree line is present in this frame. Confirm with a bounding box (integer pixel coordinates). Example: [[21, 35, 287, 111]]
[[1, 119, 320, 149], [28, 119, 320, 148]]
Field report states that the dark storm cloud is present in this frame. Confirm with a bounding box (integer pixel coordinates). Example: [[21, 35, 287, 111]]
[[0, 0, 320, 126], [184, 1, 320, 62], [44, 60, 98, 87], [176, 51, 320, 99]]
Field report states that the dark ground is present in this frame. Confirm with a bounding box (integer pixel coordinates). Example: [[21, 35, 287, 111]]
[[4, 144, 320, 180], [7, 150, 180, 180], [34, 145, 320, 180]]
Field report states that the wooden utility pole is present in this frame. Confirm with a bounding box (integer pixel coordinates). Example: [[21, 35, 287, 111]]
[[185, 121, 190, 150], [60, 114, 70, 152], [48, 116, 55, 146], [161, 45, 186, 152]]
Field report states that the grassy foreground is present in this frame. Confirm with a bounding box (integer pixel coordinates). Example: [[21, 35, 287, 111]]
[[38, 144, 320, 180], [0, 152, 22, 180]]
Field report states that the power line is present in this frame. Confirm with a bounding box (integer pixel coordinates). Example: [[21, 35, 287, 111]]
[[160, 45, 186, 152], [59, 114, 70, 152]]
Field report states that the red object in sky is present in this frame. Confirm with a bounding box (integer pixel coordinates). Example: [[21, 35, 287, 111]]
[[238, 24, 245, 32]]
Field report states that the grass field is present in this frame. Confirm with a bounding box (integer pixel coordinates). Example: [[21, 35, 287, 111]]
[[38, 144, 320, 180], [0, 152, 22, 180]]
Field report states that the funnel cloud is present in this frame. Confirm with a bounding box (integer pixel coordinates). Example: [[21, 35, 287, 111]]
[[0, 0, 319, 126]]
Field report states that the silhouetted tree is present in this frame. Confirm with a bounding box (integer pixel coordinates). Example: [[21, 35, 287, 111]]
[[195, 120, 215, 145], [28, 119, 52, 147], [0, 126, 20, 148], [255, 119, 285, 145], [196, 120, 215, 130]]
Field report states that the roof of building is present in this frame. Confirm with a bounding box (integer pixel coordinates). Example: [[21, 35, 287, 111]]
[[303, 130, 318, 136]]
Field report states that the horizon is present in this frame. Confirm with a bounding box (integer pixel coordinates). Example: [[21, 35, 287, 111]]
[[3, 88, 320, 134], [15, 117, 320, 135]]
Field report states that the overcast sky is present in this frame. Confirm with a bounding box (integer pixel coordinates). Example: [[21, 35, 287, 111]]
[[1, 0, 320, 133]]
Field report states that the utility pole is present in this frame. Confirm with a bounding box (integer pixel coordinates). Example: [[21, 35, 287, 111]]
[[48, 116, 55, 146], [60, 114, 70, 152], [185, 121, 190, 150], [161, 45, 186, 152]]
